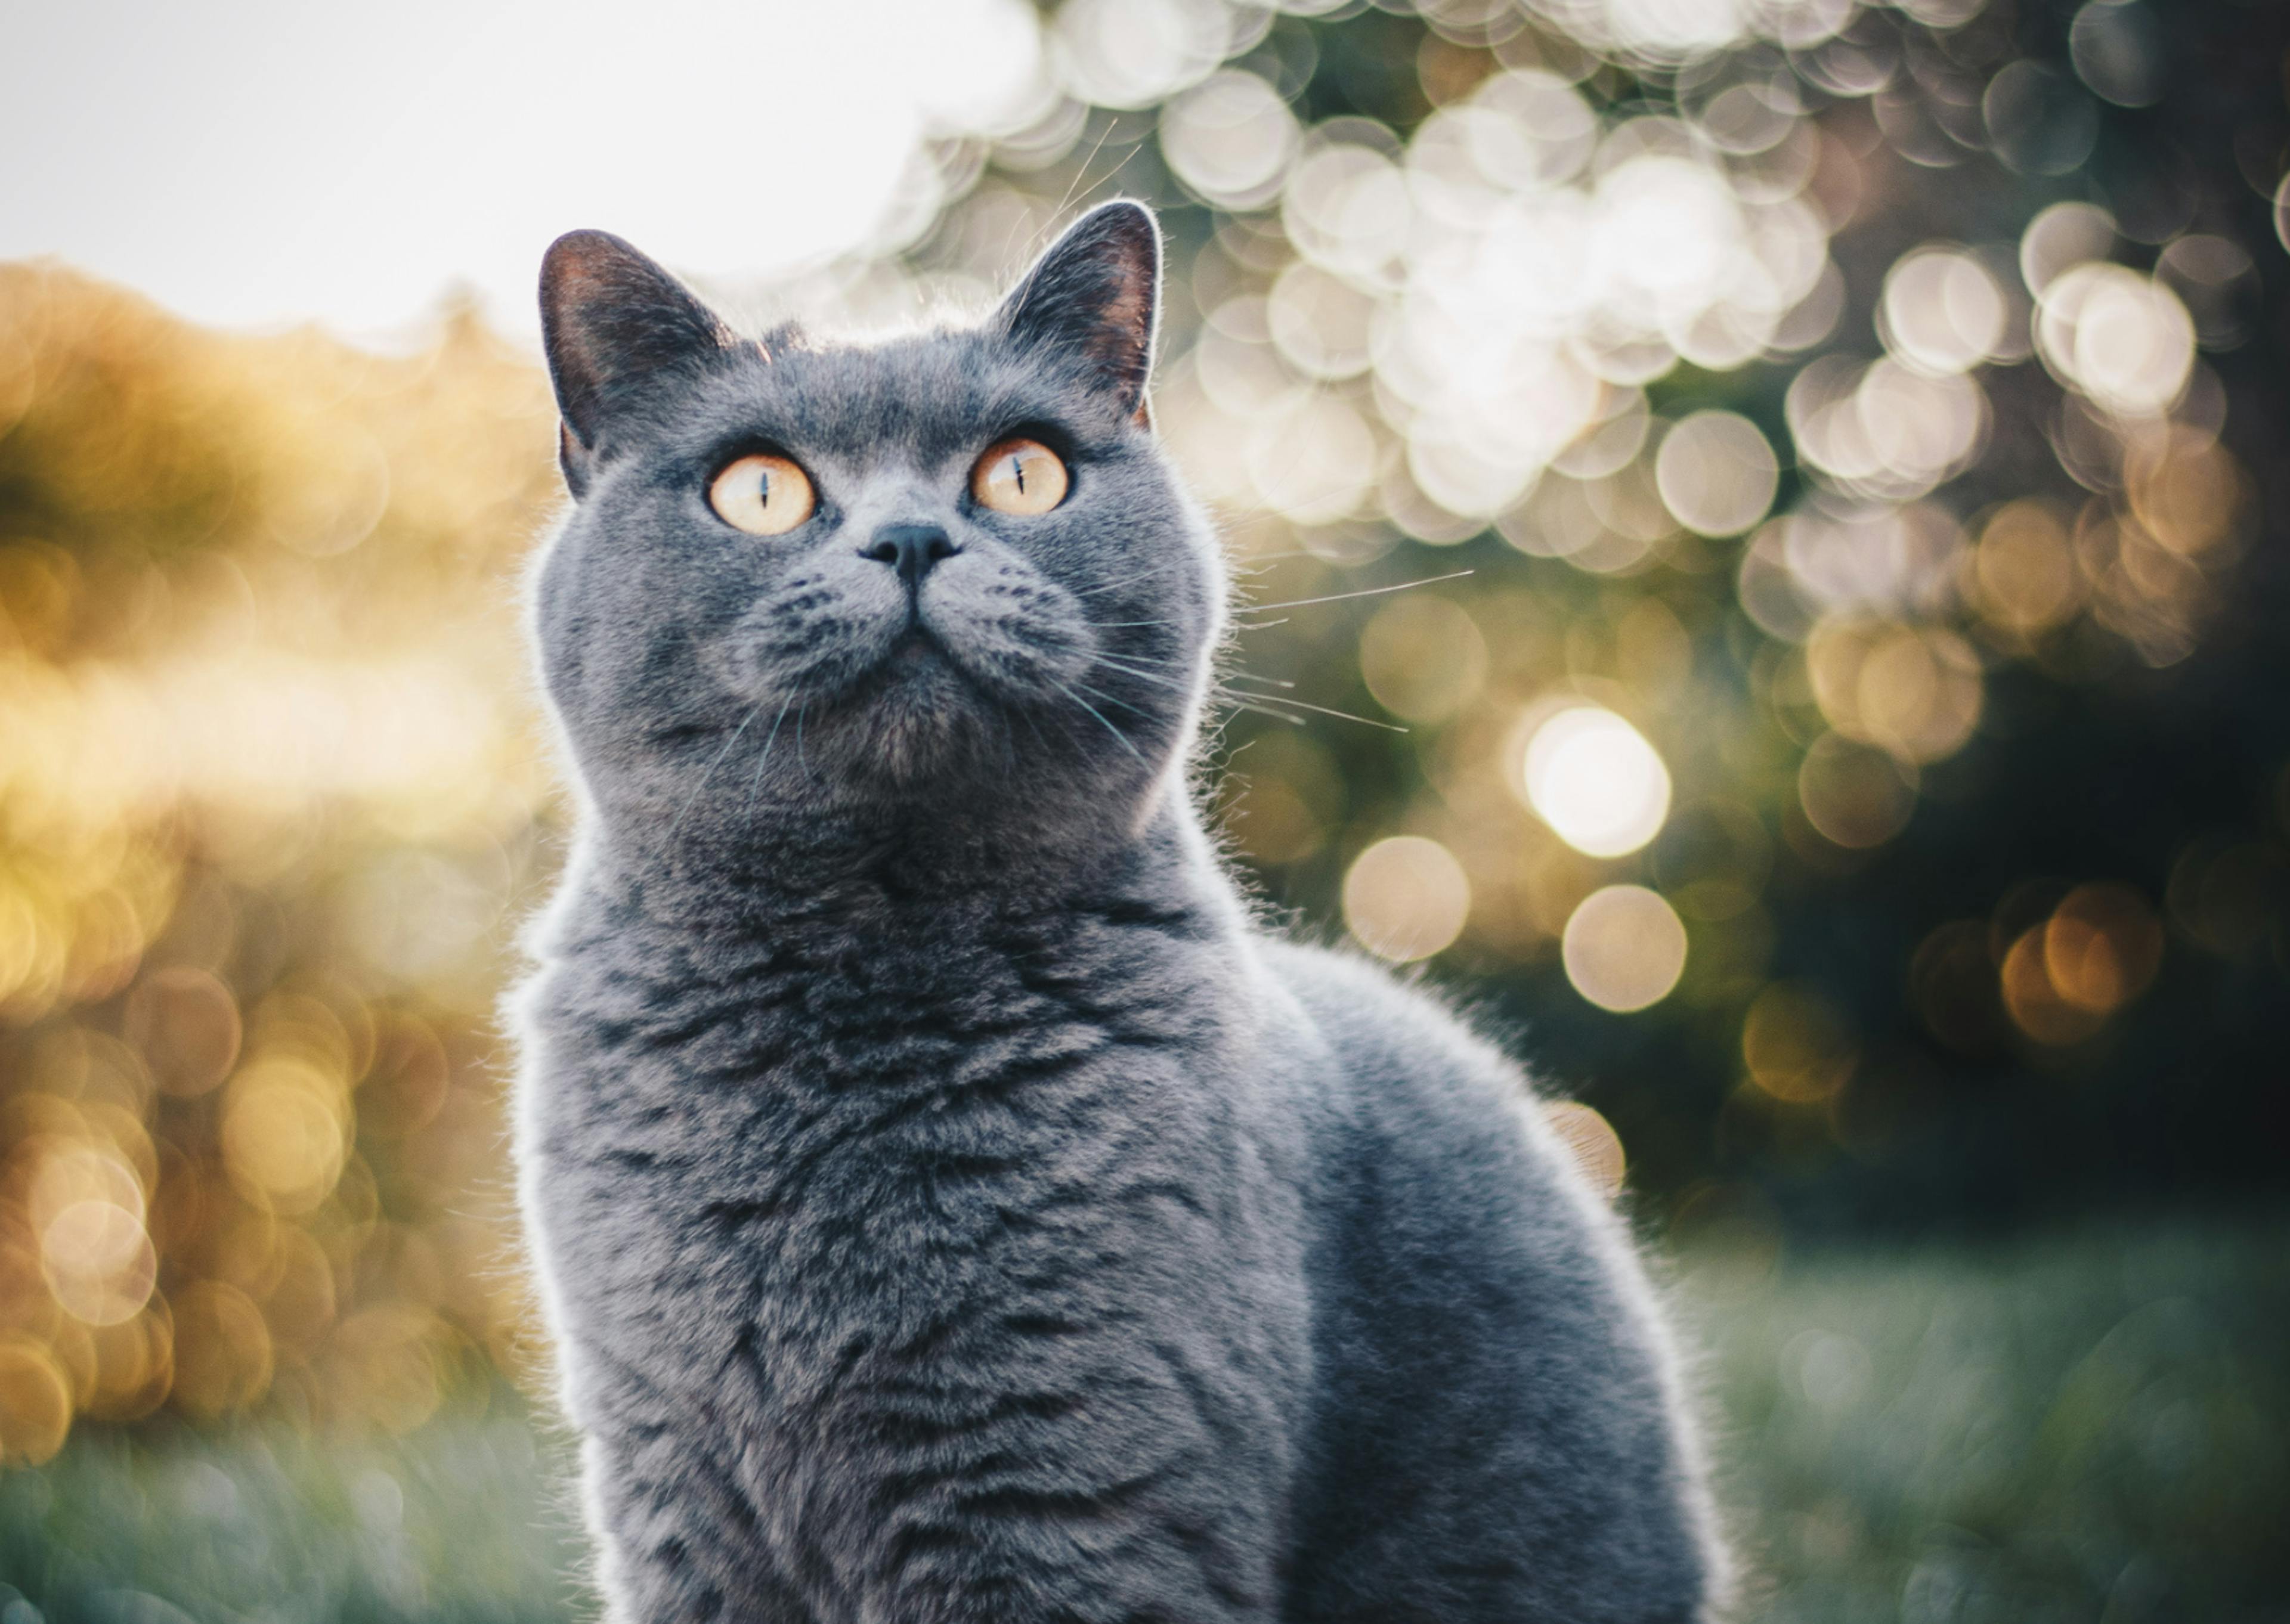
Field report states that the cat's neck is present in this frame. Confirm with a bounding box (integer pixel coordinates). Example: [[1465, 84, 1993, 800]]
[[565, 782, 1239, 947]]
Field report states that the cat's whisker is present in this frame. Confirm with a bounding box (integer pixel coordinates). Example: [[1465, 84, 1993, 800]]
[[668, 703, 765, 842], [1069, 677, 1152, 718], [1217, 695, 1308, 726], [1070, 556, 1203, 597], [1039, 122, 1120, 252], [1050, 679, 1147, 764], [1095, 656, 1341, 729], [1090, 649, 1192, 668], [1098, 652, 1297, 696], [1079, 141, 1144, 216], [1014, 696, 1055, 761], [1072, 542, 1308, 612], [1209, 684, 1408, 733], [742, 696, 796, 822], [1234, 570, 1475, 617], [1091, 656, 1196, 692]]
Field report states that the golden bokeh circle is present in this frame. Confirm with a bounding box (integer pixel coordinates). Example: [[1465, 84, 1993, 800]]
[[39, 1198, 157, 1327], [1561, 886, 1688, 1014], [1342, 836, 1472, 963], [1544, 1100, 1627, 1201], [0, 1334, 74, 1465], [171, 1279, 276, 1421], [1742, 983, 1856, 1104]]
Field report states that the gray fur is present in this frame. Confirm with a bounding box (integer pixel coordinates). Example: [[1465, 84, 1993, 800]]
[[509, 202, 1728, 1624]]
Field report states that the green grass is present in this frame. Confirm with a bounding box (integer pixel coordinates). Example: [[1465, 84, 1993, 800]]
[[4, 1216, 2286, 1623], [1686, 1214, 2290, 1623], [0, 1395, 586, 1624]]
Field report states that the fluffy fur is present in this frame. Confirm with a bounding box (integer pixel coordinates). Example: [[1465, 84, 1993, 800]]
[[509, 202, 1726, 1624]]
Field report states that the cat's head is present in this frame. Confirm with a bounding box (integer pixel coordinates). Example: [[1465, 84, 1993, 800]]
[[530, 202, 1221, 859]]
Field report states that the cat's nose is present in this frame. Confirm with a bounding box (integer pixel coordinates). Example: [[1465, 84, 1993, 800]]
[[862, 523, 961, 590]]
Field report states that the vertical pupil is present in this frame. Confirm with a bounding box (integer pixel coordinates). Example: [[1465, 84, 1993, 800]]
[[1011, 454, 1026, 495], [757, 469, 772, 507]]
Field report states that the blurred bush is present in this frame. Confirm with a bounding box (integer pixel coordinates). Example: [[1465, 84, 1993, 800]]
[[5, 0, 2290, 1468], [0, 271, 564, 1460]]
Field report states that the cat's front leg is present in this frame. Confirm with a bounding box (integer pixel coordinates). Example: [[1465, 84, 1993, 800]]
[[579, 1427, 816, 1624]]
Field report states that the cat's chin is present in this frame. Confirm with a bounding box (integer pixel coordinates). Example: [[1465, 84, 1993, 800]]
[[813, 638, 1014, 790]]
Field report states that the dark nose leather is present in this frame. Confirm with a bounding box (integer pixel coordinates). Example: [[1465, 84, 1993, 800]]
[[862, 523, 961, 590]]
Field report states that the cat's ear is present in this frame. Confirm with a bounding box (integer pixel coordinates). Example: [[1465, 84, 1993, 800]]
[[995, 200, 1161, 428], [539, 230, 739, 497]]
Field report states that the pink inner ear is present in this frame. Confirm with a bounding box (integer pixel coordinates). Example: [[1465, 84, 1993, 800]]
[[1078, 246, 1155, 407], [1098, 268, 1150, 346]]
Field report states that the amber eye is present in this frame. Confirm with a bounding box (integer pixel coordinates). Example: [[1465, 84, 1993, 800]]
[[971, 438, 1069, 516], [708, 453, 815, 536]]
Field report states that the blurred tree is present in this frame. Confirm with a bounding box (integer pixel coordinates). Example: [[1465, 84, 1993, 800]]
[[880, 0, 2290, 1233]]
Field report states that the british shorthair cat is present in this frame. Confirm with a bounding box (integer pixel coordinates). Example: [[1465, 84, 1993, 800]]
[[509, 200, 1726, 1623]]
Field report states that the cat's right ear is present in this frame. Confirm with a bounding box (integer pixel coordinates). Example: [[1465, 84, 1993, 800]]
[[539, 230, 738, 498], [995, 201, 1162, 429]]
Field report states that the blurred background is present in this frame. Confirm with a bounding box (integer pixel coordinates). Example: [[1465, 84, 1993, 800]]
[[3, 0, 2288, 1619]]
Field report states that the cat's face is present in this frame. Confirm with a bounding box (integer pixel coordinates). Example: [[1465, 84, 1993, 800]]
[[531, 203, 1221, 850]]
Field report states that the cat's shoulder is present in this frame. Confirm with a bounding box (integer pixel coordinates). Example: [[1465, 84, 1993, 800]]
[[1251, 934, 1544, 1105], [1248, 933, 1622, 1255]]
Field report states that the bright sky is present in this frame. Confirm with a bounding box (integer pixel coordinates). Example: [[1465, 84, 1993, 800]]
[[0, 0, 1042, 340]]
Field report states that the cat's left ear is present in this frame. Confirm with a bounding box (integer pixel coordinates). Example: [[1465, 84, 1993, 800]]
[[539, 230, 740, 497], [995, 200, 1161, 429]]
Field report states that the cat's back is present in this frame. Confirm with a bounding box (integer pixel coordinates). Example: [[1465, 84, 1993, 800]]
[[1254, 937, 1723, 1623]]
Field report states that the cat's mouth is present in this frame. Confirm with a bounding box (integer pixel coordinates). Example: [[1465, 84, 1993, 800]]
[[711, 579, 1110, 791], [875, 625, 973, 693], [851, 622, 976, 708], [889, 627, 942, 665]]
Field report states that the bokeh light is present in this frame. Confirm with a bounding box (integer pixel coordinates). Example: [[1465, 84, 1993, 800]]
[[1655, 411, 1779, 537], [1162, 70, 1299, 210], [2036, 262, 2195, 417], [0, 263, 555, 1454], [1797, 733, 1917, 849], [1562, 885, 1688, 1012], [1742, 982, 1856, 1103], [1522, 706, 1672, 858], [1358, 596, 1487, 723], [1343, 836, 1472, 963], [1879, 247, 2008, 377], [1543, 1099, 1626, 1200]]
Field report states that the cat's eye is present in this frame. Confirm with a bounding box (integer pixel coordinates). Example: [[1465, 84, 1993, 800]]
[[708, 453, 816, 536], [971, 438, 1069, 516]]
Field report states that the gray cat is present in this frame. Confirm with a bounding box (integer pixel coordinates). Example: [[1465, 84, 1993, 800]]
[[509, 200, 1727, 1624]]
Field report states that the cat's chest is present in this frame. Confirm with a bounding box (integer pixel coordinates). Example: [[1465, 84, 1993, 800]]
[[525, 937, 1212, 1332]]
